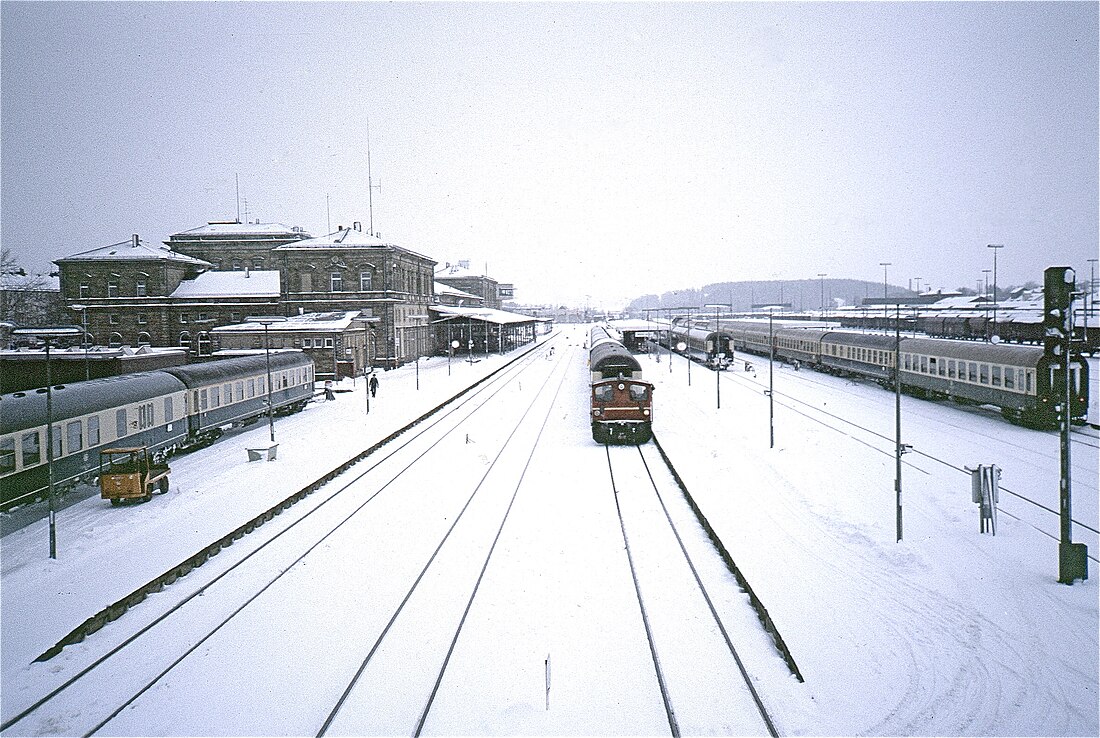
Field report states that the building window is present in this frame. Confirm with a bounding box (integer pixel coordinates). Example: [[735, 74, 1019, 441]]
[[253, 258, 264, 269], [137, 332, 151, 345], [137, 314, 148, 324], [180, 314, 190, 324], [324, 337, 334, 348], [230, 313, 240, 324], [331, 272, 343, 292], [109, 313, 120, 325], [232, 259, 243, 270], [198, 312, 208, 322], [107, 281, 118, 298], [360, 271, 372, 291], [301, 273, 312, 292], [88, 416, 100, 446], [136, 280, 147, 297], [79, 283, 90, 298]]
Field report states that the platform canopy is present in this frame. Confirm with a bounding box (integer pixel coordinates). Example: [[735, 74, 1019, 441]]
[[430, 305, 536, 326]]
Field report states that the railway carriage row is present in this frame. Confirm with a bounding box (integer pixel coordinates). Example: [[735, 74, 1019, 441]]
[[0, 353, 315, 508], [651, 318, 1088, 429]]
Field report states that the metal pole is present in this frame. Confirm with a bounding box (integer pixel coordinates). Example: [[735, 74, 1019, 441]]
[[667, 309, 672, 373], [714, 305, 720, 409], [988, 244, 1004, 338], [880, 262, 891, 328], [768, 312, 774, 449], [895, 304, 903, 542], [45, 338, 57, 559], [264, 323, 275, 443], [686, 312, 691, 387]]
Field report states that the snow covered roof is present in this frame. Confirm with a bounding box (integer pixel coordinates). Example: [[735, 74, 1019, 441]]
[[170, 270, 280, 299], [608, 318, 663, 332], [0, 273, 60, 291], [431, 305, 535, 325], [434, 282, 483, 301], [55, 238, 211, 266], [212, 311, 366, 334], [171, 221, 310, 238], [436, 261, 490, 279]]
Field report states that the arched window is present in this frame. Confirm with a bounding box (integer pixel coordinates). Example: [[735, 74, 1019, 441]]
[[109, 332, 124, 348], [179, 331, 192, 351], [197, 332, 212, 356], [137, 332, 151, 345]]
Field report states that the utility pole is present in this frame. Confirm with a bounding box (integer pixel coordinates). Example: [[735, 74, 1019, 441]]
[[367, 119, 382, 236]]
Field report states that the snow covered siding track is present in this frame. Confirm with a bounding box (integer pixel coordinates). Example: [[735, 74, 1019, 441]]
[[1, 343, 557, 736], [606, 442, 782, 737], [26, 341, 549, 666], [651, 432, 804, 684]]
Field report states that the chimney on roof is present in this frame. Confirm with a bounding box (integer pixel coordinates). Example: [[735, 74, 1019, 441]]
[[353, 221, 362, 232], [132, 234, 139, 248]]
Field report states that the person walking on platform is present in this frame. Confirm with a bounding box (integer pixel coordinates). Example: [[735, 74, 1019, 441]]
[[369, 373, 379, 398]]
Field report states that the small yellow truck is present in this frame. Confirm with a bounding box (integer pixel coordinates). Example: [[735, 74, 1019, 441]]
[[99, 447, 170, 505]]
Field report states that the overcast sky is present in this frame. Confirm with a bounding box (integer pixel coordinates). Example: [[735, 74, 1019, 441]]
[[2, 1, 1096, 308]]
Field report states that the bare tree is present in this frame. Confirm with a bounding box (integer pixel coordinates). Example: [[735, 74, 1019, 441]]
[[1, 248, 62, 327]]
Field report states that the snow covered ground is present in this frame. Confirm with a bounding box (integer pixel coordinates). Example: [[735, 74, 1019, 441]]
[[1, 326, 1096, 736]]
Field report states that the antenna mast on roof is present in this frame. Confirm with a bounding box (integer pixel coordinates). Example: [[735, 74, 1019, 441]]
[[235, 173, 241, 224], [367, 119, 382, 237]]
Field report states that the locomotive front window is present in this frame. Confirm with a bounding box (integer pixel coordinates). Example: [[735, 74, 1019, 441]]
[[594, 385, 613, 402], [629, 385, 649, 402]]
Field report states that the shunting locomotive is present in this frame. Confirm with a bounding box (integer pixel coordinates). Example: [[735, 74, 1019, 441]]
[[589, 325, 654, 444]]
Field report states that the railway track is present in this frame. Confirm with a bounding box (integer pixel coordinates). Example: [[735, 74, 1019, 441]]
[[604, 441, 786, 736], [1, 341, 566, 737], [689, 355, 1099, 564]]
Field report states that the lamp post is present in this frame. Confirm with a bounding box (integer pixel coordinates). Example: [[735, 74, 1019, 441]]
[[409, 314, 430, 390], [12, 326, 82, 559], [1088, 258, 1098, 332], [768, 310, 775, 448], [704, 303, 725, 409], [879, 262, 891, 328], [817, 273, 826, 319], [987, 243, 1004, 339], [70, 305, 90, 381], [246, 316, 286, 443], [982, 269, 992, 339]]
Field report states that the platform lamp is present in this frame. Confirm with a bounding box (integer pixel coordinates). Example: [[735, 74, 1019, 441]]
[[409, 314, 430, 390], [70, 304, 90, 381], [879, 262, 891, 328], [987, 243, 1004, 340], [704, 303, 726, 409], [12, 326, 82, 559], [246, 316, 286, 443], [354, 316, 380, 413]]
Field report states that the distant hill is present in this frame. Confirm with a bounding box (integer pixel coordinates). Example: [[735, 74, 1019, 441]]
[[626, 278, 913, 314]]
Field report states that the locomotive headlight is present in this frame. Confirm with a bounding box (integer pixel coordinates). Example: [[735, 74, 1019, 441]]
[[643, 409, 650, 416], [618, 383, 625, 390], [593, 409, 601, 417]]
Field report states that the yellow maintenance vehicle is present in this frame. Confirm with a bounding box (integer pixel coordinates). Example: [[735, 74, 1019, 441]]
[[99, 447, 170, 506]]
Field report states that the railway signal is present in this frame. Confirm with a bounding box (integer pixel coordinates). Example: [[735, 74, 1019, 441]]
[[1044, 266, 1087, 584]]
